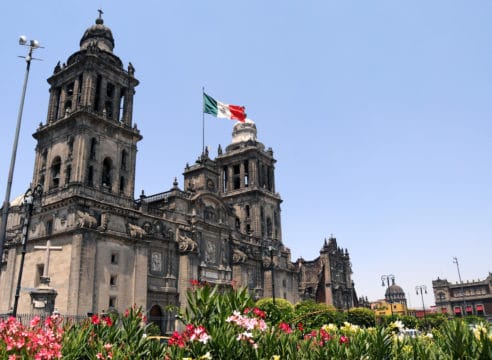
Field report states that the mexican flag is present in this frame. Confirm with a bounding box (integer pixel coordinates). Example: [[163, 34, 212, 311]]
[[203, 93, 246, 122]]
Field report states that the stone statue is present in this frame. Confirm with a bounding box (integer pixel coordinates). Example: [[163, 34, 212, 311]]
[[76, 210, 97, 228], [128, 223, 146, 238]]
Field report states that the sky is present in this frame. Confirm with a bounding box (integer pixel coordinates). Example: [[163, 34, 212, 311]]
[[0, 1, 491, 310]]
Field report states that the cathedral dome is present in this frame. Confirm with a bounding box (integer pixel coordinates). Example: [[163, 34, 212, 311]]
[[385, 281, 407, 303], [385, 284, 405, 297], [80, 16, 115, 53], [231, 119, 257, 144]]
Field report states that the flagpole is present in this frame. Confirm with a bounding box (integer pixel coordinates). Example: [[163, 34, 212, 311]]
[[202, 87, 205, 155]]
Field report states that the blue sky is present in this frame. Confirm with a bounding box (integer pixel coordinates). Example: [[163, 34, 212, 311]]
[[0, 1, 491, 309]]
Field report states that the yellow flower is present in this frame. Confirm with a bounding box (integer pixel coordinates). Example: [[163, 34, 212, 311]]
[[200, 352, 212, 360], [402, 345, 413, 355], [472, 323, 488, 340], [272, 356, 281, 360], [322, 323, 338, 332]]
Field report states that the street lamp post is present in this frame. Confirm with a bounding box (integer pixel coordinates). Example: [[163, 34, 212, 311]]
[[268, 246, 276, 306], [12, 184, 43, 317], [381, 274, 395, 316], [415, 285, 427, 322], [453, 257, 467, 316], [0, 37, 42, 271]]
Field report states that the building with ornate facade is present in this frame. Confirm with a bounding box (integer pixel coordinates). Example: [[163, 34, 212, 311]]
[[433, 273, 492, 321], [0, 15, 357, 332]]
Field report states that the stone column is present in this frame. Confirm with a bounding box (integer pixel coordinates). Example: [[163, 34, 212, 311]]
[[67, 233, 83, 313], [132, 243, 148, 308], [122, 87, 134, 126], [239, 162, 245, 188]]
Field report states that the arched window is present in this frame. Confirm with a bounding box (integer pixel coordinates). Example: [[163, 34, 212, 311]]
[[102, 158, 113, 189], [121, 150, 128, 170], [51, 156, 62, 188]]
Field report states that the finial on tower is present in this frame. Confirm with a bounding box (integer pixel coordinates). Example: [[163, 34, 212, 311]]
[[96, 9, 104, 24]]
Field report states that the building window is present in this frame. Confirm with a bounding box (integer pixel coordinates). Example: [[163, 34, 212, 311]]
[[244, 160, 249, 187], [106, 83, 115, 98], [119, 176, 125, 192], [102, 157, 113, 188], [121, 150, 128, 170], [94, 75, 102, 112], [104, 100, 113, 119], [51, 156, 62, 188], [111, 253, 119, 265], [35, 264, 44, 287], [87, 166, 94, 186], [235, 217, 241, 230], [46, 219, 53, 236], [89, 138, 97, 160], [282, 279, 287, 287], [109, 296, 117, 309], [233, 164, 240, 190], [222, 166, 228, 192], [110, 275, 117, 287], [476, 304, 484, 315], [66, 82, 74, 97], [245, 205, 250, 219], [41, 149, 48, 168]]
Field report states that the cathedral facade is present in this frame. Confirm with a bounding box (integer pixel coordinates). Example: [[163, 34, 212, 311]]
[[0, 16, 356, 331]]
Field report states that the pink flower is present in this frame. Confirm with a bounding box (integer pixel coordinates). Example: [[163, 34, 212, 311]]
[[30, 316, 41, 327], [104, 343, 112, 351], [96, 353, 104, 359], [91, 314, 100, 325]]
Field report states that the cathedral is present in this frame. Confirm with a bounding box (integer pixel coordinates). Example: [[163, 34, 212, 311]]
[[0, 15, 357, 332]]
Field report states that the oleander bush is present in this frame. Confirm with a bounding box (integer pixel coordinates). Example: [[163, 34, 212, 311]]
[[1, 283, 491, 359]]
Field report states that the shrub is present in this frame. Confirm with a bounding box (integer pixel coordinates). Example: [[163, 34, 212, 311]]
[[255, 297, 294, 325], [348, 307, 376, 327]]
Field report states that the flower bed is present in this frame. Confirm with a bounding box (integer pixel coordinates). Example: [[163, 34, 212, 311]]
[[0, 284, 491, 359]]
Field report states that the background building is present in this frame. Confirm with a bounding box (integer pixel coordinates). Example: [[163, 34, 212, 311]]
[[433, 273, 492, 321], [0, 16, 356, 332]]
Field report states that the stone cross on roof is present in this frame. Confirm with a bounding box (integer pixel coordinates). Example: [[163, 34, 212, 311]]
[[34, 239, 62, 281]]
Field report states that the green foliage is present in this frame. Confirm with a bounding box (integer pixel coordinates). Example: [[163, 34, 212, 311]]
[[62, 306, 166, 359], [399, 314, 418, 329], [31, 288, 492, 359], [347, 307, 376, 327], [418, 313, 448, 330], [255, 297, 294, 325], [292, 300, 344, 331]]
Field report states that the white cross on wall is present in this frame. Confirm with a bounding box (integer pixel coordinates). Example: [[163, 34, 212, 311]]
[[34, 240, 62, 278]]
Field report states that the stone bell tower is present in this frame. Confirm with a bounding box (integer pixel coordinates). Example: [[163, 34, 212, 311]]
[[217, 120, 282, 246], [32, 12, 141, 207]]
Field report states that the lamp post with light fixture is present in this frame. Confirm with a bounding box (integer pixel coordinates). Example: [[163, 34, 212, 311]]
[[453, 257, 467, 316], [415, 285, 427, 322], [381, 274, 395, 316], [12, 184, 43, 317], [0, 37, 42, 272], [268, 245, 276, 306]]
